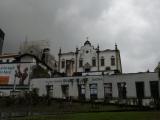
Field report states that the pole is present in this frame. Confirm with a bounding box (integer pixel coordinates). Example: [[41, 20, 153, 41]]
[[28, 65, 32, 92], [13, 73, 16, 92]]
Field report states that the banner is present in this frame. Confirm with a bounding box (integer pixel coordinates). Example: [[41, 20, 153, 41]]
[[0, 63, 31, 85]]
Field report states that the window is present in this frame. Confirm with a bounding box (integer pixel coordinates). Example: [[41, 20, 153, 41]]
[[46, 85, 53, 97], [92, 57, 96, 67], [85, 68, 90, 72], [101, 57, 105, 66], [111, 56, 115, 66], [117, 82, 127, 99], [0, 60, 2, 63], [106, 67, 111, 71], [61, 60, 65, 68], [78, 84, 85, 100], [136, 82, 144, 98], [90, 84, 97, 100], [150, 81, 159, 98], [104, 83, 112, 99], [79, 59, 83, 67], [61, 85, 69, 99]]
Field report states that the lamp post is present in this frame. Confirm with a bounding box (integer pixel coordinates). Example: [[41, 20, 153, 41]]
[[28, 65, 32, 92], [13, 70, 18, 94]]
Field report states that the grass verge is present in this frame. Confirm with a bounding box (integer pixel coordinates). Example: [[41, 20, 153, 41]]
[[11, 112, 160, 120]]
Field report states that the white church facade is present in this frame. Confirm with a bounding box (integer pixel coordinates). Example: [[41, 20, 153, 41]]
[[58, 40, 122, 77]]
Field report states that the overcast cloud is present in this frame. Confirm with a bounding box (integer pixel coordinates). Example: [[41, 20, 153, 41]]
[[0, 0, 160, 73]]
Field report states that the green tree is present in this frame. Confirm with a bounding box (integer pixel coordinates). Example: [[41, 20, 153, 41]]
[[31, 64, 50, 78]]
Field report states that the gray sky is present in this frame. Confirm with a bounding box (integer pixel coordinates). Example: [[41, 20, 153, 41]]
[[0, 0, 160, 73]]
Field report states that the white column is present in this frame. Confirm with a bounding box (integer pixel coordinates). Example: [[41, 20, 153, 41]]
[[72, 80, 78, 99], [69, 80, 78, 99], [126, 81, 136, 98], [54, 85, 62, 98], [112, 81, 118, 98], [145, 81, 150, 97], [85, 83, 90, 100], [97, 80, 104, 99]]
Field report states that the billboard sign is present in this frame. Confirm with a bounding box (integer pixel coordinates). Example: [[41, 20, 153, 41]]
[[0, 63, 31, 85]]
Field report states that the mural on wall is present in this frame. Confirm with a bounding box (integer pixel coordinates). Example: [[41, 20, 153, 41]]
[[0, 63, 30, 85], [15, 65, 29, 85]]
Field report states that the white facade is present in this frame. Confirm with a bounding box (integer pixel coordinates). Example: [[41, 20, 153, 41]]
[[31, 72, 159, 105], [58, 40, 122, 76]]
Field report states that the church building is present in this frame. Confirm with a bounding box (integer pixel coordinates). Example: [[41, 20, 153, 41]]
[[58, 39, 122, 76]]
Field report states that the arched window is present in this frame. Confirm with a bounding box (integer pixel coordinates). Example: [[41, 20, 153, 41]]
[[79, 58, 83, 67], [92, 57, 96, 67], [61, 59, 65, 68], [111, 56, 115, 66], [101, 56, 105, 66]]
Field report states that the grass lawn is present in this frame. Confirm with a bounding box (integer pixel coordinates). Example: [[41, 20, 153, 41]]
[[12, 112, 160, 120]]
